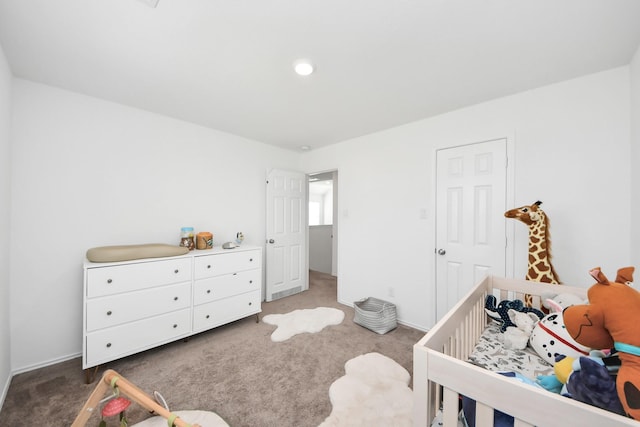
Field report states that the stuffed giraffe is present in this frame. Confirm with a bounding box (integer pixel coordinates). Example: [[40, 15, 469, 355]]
[[504, 201, 561, 307]]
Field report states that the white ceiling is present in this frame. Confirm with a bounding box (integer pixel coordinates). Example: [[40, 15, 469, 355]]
[[1, 0, 640, 152]]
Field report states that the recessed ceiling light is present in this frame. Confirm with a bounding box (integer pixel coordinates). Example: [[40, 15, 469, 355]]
[[293, 60, 314, 76], [299, 145, 311, 151]]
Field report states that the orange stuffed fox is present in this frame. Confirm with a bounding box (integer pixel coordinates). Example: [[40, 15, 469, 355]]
[[563, 267, 640, 420]]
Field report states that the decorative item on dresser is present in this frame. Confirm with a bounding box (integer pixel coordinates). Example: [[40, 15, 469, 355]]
[[83, 246, 262, 383]]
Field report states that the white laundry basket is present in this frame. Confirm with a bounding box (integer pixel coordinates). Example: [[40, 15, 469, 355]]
[[353, 297, 397, 334]]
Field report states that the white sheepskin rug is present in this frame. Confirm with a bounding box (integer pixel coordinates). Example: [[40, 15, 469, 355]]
[[318, 352, 413, 427], [131, 410, 229, 427], [262, 307, 345, 342]]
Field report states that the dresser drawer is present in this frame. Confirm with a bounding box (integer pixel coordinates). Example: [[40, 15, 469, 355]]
[[86, 282, 191, 332], [85, 308, 190, 368], [86, 257, 191, 297], [193, 269, 260, 305], [193, 290, 261, 332], [194, 250, 260, 279]]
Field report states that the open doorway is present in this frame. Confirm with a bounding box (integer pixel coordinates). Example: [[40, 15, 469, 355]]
[[308, 171, 338, 276]]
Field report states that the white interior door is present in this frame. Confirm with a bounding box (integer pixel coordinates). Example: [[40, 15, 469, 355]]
[[435, 139, 508, 320], [265, 169, 308, 301]]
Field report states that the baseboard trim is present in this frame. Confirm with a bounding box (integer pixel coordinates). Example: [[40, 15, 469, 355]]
[[397, 319, 429, 333], [12, 351, 81, 376], [0, 371, 10, 412]]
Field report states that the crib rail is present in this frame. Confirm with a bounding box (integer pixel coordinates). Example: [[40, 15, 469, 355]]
[[413, 275, 638, 427]]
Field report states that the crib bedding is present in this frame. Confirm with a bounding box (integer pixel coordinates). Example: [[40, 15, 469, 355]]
[[467, 321, 552, 381], [429, 321, 551, 427], [429, 321, 552, 427]]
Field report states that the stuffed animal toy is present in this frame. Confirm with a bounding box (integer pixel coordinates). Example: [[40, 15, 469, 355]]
[[537, 354, 577, 394], [566, 355, 625, 415], [537, 351, 624, 415], [540, 292, 586, 313], [502, 309, 539, 350], [529, 306, 591, 366], [485, 295, 544, 332], [564, 266, 640, 420]]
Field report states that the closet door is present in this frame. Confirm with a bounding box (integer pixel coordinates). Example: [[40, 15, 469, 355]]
[[435, 139, 508, 320]]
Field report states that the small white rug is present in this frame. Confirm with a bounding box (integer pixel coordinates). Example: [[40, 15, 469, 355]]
[[318, 352, 413, 427], [262, 307, 345, 342]]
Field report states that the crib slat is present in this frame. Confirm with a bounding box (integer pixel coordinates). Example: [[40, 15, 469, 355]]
[[455, 323, 461, 359], [434, 384, 442, 416], [442, 387, 459, 426], [475, 402, 494, 426]]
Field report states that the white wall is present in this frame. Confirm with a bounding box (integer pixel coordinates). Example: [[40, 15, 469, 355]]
[[10, 80, 299, 371], [0, 42, 12, 405], [301, 67, 631, 331], [6, 58, 638, 372], [631, 45, 640, 269], [309, 225, 332, 274]]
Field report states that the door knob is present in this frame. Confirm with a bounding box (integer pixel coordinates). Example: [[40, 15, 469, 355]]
[[268, 239, 275, 244], [437, 248, 446, 255]]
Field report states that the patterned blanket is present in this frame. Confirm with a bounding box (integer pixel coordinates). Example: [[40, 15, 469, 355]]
[[467, 321, 553, 380]]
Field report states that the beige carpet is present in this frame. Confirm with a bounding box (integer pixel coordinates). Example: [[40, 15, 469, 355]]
[[0, 270, 425, 427]]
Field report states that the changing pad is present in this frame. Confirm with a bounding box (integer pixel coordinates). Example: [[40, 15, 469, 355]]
[[86, 243, 189, 263]]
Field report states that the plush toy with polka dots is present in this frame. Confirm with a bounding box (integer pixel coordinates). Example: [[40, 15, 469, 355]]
[[529, 304, 591, 366]]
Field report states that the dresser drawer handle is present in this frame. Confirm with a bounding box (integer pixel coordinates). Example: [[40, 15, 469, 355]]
[[174, 296, 178, 301], [206, 289, 211, 294], [207, 265, 211, 269], [206, 314, 210, 319], [106, 310, 112, 316], [249, 280, 253, 284], [107, 279, 113, 284], [174, 269, 179, 274], [106, 343, 112, 348], [173, 324, 178, 328], [248, 302, 252, 306], [249, 258, 253, 262]]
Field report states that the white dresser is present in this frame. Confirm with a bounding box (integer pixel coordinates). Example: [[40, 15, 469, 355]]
[[83, 246, 262, 371]]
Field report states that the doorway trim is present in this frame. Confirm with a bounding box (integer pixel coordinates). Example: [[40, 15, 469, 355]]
[[307, 169, 339, 278]]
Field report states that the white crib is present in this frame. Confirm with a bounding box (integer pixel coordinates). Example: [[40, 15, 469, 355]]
[[412, 275, 638, 427]]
